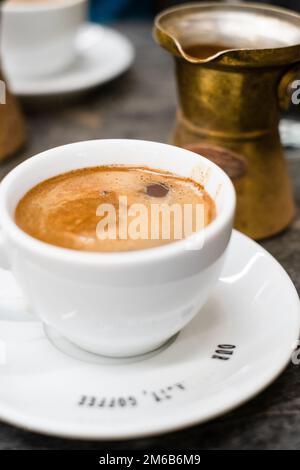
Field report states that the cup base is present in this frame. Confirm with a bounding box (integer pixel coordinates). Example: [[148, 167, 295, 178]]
[[44, 324, 179, 365]]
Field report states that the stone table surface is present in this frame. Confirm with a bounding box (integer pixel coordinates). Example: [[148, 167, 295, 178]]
[[0, 22, 300, 451]]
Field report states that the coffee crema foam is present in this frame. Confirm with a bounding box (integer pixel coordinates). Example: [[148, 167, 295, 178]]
[[15, 166, 215, 252]]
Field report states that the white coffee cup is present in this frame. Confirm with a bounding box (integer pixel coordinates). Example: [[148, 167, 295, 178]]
[[0, 0, 87, 78], [0, 140, 235, 357]]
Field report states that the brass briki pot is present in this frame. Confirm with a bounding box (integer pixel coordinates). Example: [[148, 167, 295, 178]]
[[154, 2, 300, 240], [0, 68, 26, 161], [0, 1, 26, 161]]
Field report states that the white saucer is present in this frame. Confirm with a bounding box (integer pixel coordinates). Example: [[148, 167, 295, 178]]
[[5, 24, 135, 97], [0, 230, 299, 440]]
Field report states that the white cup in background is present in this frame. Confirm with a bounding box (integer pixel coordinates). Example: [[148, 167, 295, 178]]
[[0, 0, 87, 79], [0, 140, 235, 357]]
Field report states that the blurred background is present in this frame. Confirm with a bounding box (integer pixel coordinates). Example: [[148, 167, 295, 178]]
[[89, 0, 300, 21]]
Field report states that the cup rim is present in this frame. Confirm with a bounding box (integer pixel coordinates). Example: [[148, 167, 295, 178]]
[[2, 0, 86, 13], [0, 139, 236, 266]]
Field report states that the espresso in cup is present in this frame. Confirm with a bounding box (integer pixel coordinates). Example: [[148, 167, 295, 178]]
[[15, 166, 215, 252], [0, 139, 235, 357]]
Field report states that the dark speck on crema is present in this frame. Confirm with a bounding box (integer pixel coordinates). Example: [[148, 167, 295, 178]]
[[146, 183, 169, 198]]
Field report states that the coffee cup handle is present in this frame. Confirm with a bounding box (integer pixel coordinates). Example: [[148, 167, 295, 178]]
[[0, 230, 36, 322]]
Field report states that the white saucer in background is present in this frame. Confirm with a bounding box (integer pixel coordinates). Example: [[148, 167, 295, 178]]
[[0, 230, 299, 440], [4, 24, 135, 97]]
